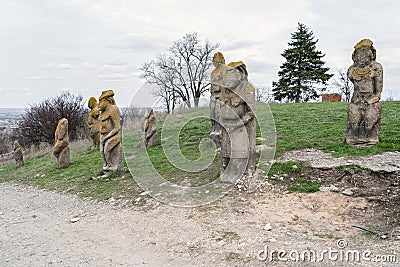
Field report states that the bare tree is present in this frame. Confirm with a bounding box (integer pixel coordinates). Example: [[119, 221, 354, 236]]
[[332, 68, 354, 102], [141, 33, 219, 111], [256, 86, 274, 103]]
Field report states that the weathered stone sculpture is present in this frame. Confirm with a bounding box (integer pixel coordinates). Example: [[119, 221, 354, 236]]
[[209, 52, 226, 146], [88, 97, 101, 148], [143, 108, 159, 148], [13, 140, 24, 167], [99, 90, 123, 172], [346, 39, 383, 147], [210, 54, 256, 183], [53, 118, 70, 168]]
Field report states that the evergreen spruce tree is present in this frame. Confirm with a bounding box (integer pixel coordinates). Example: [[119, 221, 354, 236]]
[[272, 23, 333, 103]]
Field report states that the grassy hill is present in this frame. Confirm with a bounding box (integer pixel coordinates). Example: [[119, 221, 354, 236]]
[[0, 101, 399, 203]]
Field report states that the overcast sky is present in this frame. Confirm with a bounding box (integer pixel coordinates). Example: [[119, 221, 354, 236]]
[[1, 0, 400, 108]]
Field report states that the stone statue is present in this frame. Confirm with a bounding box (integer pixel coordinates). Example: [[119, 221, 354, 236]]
[[209, 52, 226, 146], [88, 97, 101, 148], [53, 118, 70, 168], [143, 108, 159, 148], [211, 55, 256, 183], [346, 39, 383, 147], [99, 90, 123, 172], [13, 140, 24, 167]]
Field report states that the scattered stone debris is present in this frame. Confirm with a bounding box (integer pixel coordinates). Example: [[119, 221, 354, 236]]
[[264, 223, 272, 231], [70, 217, 80, 223]]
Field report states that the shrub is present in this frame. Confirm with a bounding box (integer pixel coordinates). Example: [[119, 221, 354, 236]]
[[19, 91, 88, 147]]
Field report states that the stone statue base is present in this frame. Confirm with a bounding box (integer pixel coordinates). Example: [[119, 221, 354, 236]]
[[57, 147, 70, 168], [346, 101, 381, 147]]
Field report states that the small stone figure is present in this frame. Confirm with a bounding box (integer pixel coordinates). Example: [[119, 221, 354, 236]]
[[53, 118, 70, 168], [143, 108, 159, 148], [99, 90, 123, 172], [88, 97, 101, 148], [13, 140, 24, 167], [209, 52, 226, 146], [211, 55, 256, 183], [347, 39, 383, 147]]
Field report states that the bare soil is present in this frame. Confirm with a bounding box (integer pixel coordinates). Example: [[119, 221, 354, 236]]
[[1, 174, 400, 266]]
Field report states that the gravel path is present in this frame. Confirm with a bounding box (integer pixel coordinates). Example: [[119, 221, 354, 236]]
[[0, 183, 200, 267], [1, 182, 399, 266]]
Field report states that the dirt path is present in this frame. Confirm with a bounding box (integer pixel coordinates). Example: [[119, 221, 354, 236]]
[[1, 182, 399, 266]]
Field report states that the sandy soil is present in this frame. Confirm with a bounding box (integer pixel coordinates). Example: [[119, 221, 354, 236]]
[[1, 180, 399, 267]]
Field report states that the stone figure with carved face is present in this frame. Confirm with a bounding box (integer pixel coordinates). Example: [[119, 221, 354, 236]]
[[211, 54, 256, 183], [88, 97, 101, 148], [53, 118, 70, 168], [99, 90, 123, 172], [347, 39, 383, 147]]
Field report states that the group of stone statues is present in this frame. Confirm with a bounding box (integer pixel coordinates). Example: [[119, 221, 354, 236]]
[[88, 90, 124, 172], [208, 38, 384, 183], [51, 90, 124, 172], [11, 39, 384, 185]]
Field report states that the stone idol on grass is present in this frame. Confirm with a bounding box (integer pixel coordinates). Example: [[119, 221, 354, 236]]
[[88, 97, 101, 148], [53, 118, 70, 168], [142, 108, 159, 148], [13, 140, 24, 167], [99, 90, 123, 173], [210, 52, 256, 184], [346, 39, 383, 147]]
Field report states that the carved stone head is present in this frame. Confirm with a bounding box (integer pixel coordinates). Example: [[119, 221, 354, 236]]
[[212, 52, 225, 67], [88, 97, 98, 109], [14, 140, 20, 150], [98, 90, 116, 111], [352, 39, 376, 67]]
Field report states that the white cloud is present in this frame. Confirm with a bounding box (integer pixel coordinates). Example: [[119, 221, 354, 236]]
[[97, 73, 129, 81], [2, 0, 400, 107], [42, 63, 76, 70]]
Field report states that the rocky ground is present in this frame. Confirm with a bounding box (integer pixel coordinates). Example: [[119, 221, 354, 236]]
[[1, 149, 400, 266]]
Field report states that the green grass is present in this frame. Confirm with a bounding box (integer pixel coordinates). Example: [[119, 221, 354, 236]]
[[270, 101, 400, 157], [0, 141, 142, 203], [289, 177, 320, 193], [269, 161, 302, 175], [0, 101, 399, 200]]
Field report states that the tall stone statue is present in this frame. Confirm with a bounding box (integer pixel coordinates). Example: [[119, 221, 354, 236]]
[[13, 140, 24, 167], [211, 54, 256, 183], [346, 39, 383, 147], [99, 90, 123, 172], [53, 118, 70, 168], [88, 97, 101, 148], [209, 52, 226, 146], [143, 108, 159, 148]]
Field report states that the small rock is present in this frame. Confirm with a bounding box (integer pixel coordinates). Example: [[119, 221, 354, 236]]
[[268, 237, 277, 242], [70, 217, 80, 223], [32, 214, 37, 218], [292, 165, 298, 169], [140, 191, 150, 196], [380, 234, 388, 240], [264, 223, 272, 231], [342, 189, 353, 196], [320, 185, 340, 193], [135, 197, 142, 202]]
